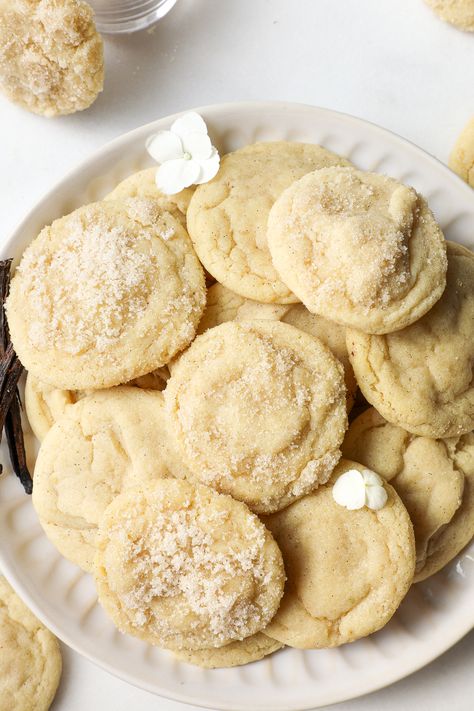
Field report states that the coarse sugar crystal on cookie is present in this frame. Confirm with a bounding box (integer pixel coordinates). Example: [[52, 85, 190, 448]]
[[165, 320, 347, 514], [342, 408, 474, 582], [173, 633, 283, 668], [186, 141, 352, 304], [32, 387, 188, 572], [267, 167, 447, 334], [0, 576, 62, 711], [425, 0, 474, 31], [105, 168, 194, 227], [198, 283, 357, 409], [25, 368, 169, 442], [93, 479, 285, 651], [263, 459, 415, 649], [347, 242, 474, 438], [6, 198, 206, 390], [0, 0, 104, 117]]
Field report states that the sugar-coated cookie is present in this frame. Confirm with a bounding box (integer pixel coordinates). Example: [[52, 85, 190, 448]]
[[267, 167, 447, 334], [32, 388, 187, 571], [105, 168, 194, 226], [25, 369, 168, 441], [425, 0, 474, 31], [449, 116, 474, 186], [198, 283, 357, 408], [7, 199, 206, 389], [0, 0, 104, 116], [173, 633, 283, 668], [0, 576, 62, 711], [94, 479, 285, 651], [187, 142, 351, 304], [347, 242, 474, 438], [343, 408, 474, 581], [165, 321, 347, 514], [263, 459, 415, 648]]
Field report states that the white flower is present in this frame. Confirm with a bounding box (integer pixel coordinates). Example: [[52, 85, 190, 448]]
[[332, 468, 388, 511], [146, 112, 220, 195]]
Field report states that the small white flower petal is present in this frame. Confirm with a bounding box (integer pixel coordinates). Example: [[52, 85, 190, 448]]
[[171, 112, 208, 139], [147, 131, 184, 163], [156, 158, 201, 195], [361, 469, 384, 487], [365, 484, 388, 511], [194, 150, 221, 185], [181, 131, 213, 161], [332, 469, 366, 510]]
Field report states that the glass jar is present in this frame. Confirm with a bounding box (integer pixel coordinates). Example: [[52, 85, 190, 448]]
[[89, 0, 178, 34]]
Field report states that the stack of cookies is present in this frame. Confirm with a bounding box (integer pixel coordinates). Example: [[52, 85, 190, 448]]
[[5, 140, 474, 668]]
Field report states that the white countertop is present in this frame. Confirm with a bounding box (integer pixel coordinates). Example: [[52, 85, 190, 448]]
[[1, 0, 473, 709]]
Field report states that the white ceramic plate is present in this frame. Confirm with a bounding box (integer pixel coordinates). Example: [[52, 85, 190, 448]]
[[1, 102, 474, 711]]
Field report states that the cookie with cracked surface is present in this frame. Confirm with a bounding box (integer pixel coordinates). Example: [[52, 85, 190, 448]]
[[173, 633, 283, 668], [0, 576, 62, 711], [0, 0, 104, 116], [165, 320, 347, 514], [186, 141, 351, 304], [7, 198, 206, 390], [198, 283, 357, 408], [342, 408, 474, 581], [425, 0, 474, 31], [93, 479, 285, 651], [263, 459, 415, 649], [105, 168, 194, 227], [267, 167, 447, 334], [347, 242, 474, 438], [25, 369, 169, 441], [32, 387, 187, 572], [449, 116, 474, 186]]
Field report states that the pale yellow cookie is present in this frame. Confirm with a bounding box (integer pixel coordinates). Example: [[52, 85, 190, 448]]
[[187, 142, 351, 304], [264, 459, 415, 649], [267, 167, 447, 334], [94, 479, 285, 651], [105, 168, 194, 226], [7, 199, 206, 390], [449, 116, 474, 186], [25, 369, 169, 441], [165, 321, 347, 514], [347, 242, 474, 438], [425, 0, 474, 31], [0, 576, 62, 711], [0, 0, 104, 116], [198, 284, 357, 408], [342, 408, 474, 581], [173, 633, 283, 668], [32, 387, 187, 572]]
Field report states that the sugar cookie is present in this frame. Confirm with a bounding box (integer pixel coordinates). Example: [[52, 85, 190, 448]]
[[425, 0, 474, 31], [342, 408, 474, 581], [165, 321, 347, 514], [267, 167, 447, 334], [7, 199, 206, 390], [264, 459, 415, 648], [105, 168, 194, 226], [0, 576, 62, 711], [449, 116, 474, 186], [25, 369, 168, 441], [0, 0, 104, 116], [347, 242, 474, 438], [187, 142, 351, 304], [94, 479, 285, 651], [32, 387, 187, 571], [173, 633, 283, 668], [198, 284, 357, 407]]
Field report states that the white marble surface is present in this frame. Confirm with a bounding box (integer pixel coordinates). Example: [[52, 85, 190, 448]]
[[0, 0, 473, 709]]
